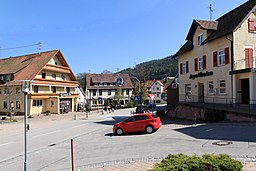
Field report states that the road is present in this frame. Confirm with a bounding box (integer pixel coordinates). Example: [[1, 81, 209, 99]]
[[0, 108, 256, 170]]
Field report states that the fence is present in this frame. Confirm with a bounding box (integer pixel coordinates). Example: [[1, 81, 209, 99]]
[[179, 94, 256, 115]]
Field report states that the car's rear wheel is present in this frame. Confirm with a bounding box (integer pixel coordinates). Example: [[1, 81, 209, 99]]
[[116, 128, 123, 135], [145, 125, 154, 134]]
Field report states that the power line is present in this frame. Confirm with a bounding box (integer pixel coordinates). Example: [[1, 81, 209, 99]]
[[0, 42, 42, 51]]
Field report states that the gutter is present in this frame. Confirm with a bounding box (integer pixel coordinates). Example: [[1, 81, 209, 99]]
[[225, 35, 234, 103]]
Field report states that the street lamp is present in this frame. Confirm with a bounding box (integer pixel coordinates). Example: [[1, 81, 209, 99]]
[[18, 80, 31, 171]]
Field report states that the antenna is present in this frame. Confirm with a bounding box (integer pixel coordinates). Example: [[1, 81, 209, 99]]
[[209, 4, 214, 21], [37, 42, 42, 54]]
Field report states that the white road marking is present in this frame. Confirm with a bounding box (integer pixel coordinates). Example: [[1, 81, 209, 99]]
[[0, 141, 14, 147], [33, 130, 61, 138], [205, 129, 213, 132]]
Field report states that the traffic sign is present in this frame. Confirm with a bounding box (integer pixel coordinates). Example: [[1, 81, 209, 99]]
[[148, 94, 156, 101], [134, 95, 140, 101]]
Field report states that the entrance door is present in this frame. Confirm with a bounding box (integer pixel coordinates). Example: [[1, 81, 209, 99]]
[[198, 83, 204, 103], [241, 78, 250, 104]]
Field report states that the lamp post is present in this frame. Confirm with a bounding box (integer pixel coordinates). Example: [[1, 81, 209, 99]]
[[19, 80, 30, 171]]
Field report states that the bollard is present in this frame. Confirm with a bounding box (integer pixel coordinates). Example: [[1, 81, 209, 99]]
[[74, 114, 77, 120]]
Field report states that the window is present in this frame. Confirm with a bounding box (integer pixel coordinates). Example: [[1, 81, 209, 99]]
[[245, 48, 253, 68], [3, 101, 8, 109], [156, 87, 160, 91], [185, 84, 191, 100], [0, 75, 3, 80], [61, 75, 65, 80], [248, 18, 255, 32], [198, 57, 203, 70], [219, 80, 226, 94], [182, 63, 186, 74], [197, 34, 203, 45], [99, 90, 102, 96], [108, 90, 111, 95], [126, 90, 129, 95], [93, 90, 96, 96], [180, 61, 189, 74], [34, 86, 38, 93], [93, 100, 97, 105], [208, 81, 215, 94], [66, 87, 70, 93], [51, 101, 54, 107], [16, 101, 21, 109], [51, 86, 56, 93], [52, 74, 56, 80], [42, 73, 46, 79], [0, 88, 1, 94], [218, 50, 225, 65], [32, 100, 43, 107], [16, 87, 21, 94], [4, 88, 9, 94]]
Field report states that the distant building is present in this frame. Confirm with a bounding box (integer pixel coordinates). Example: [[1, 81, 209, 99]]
[[144, 80, 165, 104], [84, 74, 133, 110], [0, 50, 79, 116]]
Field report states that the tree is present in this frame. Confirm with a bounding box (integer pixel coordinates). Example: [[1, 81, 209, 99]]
[[114, 85, 123, 107]]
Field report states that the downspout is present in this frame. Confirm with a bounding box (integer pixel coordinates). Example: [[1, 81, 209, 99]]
[[225, 35, 234, 104]]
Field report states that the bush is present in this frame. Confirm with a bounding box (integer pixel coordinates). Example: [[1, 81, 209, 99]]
[[204, 109, 226, 122], [151, 154, 242, 171]]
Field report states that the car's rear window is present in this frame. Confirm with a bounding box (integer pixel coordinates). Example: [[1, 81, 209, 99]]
[[151, 114, 158, 118]]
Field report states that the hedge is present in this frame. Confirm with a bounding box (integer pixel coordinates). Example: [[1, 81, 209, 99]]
[[150, 153, 242, 171]]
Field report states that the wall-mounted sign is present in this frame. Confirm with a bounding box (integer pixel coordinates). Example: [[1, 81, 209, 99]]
[[115, 77, 123, 85], [60, 93, 72, 97], [189, 71, 213, 80]]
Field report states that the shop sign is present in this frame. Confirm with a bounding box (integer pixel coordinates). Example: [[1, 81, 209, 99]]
[[189, 71, 213, 80], [60, 93, 72, 97]]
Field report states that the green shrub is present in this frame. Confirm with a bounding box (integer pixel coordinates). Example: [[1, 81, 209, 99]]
[[150, 154, 242, 171], [204, 109, 226, 122], [125, 100, 135, 108]]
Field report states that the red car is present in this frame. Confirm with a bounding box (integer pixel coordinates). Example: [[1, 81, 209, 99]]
[[113, 113, 162, 135]]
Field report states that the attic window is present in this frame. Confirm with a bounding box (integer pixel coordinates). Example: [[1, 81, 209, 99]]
[[248, 18, 255, 32], [197, 34, 203, 45]]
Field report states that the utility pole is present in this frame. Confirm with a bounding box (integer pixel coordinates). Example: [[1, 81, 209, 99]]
[[209, 4, 213, 21]]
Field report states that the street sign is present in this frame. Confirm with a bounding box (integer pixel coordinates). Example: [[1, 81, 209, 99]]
[[134, 95, 140, 101], [98, 97, 102, 103], [148, 94, 156, 101]]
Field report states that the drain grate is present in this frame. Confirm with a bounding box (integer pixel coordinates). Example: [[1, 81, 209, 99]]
[[212, 141, 232, 146]]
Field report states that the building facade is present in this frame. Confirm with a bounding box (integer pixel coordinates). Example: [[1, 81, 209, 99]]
[[148, 80, 165, 104], [174, 0, 256, 106], [84, 74, 133, 110], [0, 50, 79, 116]]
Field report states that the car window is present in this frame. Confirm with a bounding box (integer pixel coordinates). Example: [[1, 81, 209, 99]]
[[126, 116, 135, 122], [135, 115, 149, 121], [151, 114, 158, 118]]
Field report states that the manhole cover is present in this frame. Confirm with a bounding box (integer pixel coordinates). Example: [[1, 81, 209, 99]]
[[212, 141, 232, 146]]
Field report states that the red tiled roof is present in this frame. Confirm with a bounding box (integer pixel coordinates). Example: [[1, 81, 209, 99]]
[[84, 73, 134, 90], [0, 50, 77, 85]]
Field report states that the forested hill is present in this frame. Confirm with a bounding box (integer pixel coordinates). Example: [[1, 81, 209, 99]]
[[118, 55, 178, 81]]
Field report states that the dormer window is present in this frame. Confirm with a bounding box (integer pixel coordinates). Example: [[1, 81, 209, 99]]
[[197, 34, 203, 45]]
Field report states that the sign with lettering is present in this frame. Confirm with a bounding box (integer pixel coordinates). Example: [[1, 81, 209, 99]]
[[189, 71, 213, 80], [60, 93, 72, 97]]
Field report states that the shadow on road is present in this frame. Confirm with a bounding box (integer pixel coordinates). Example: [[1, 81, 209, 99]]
[[94, 116, 128, 125], [105, 131, 154, 137], [174, 123, 256, 143]]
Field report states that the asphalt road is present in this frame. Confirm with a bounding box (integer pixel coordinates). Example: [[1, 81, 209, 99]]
[[0, 108, 256, 171]]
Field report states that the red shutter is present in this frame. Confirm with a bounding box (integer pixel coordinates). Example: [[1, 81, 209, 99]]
[[213, 51, 217, 67], [245, 48, 254, 68], [203, 55, 206, 69], [194, 58, 198, 71], [180, 63, 183, 74], [186, 61, 189, 73], [225, 47, 229, 64], [248, 19, 255, 33]]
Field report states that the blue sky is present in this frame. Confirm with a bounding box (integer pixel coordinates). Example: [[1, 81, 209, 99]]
[[0, 0, 246, 74]]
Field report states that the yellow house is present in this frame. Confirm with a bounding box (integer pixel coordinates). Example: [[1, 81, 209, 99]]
[[174, 0, 256, 107], [0, 50, 79, 116]]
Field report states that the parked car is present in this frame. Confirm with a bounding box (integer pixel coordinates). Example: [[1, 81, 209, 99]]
[[113, 113, 162, 135]]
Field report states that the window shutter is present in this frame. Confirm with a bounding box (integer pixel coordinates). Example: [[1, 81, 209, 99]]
[[180, 63, 183, 74], [213, 51, 217, 67], [225, 47, 229, 64], [194, 58, 198, 71], [248, 19, 255, 33], [203, 55, 206, 69], [186, 61, 189, 73], [245, 48, 254, 68]]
